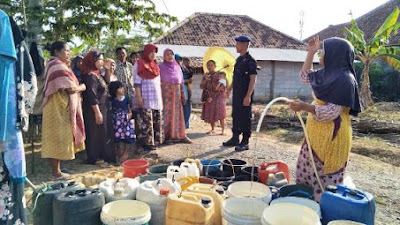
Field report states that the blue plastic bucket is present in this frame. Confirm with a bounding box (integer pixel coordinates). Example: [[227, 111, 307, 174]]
[[201, 159, 221, 175]]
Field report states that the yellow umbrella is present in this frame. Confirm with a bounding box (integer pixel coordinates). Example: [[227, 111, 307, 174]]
[[203, 46, 236, 84]]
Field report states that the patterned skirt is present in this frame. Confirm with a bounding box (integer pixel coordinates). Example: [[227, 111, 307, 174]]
[[161, 83, 186, 141], [135, 109, 163, 146], [201, 93, 226, 124], [296, 141, 346, 202], [112, 109, 135, 144]]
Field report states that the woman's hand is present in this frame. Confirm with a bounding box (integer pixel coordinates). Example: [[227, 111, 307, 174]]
[[79, 84, 86, 92], [136, 97, 143, 108], [127, 112, 132, 120], [95, 112, 104, 125], [243, 96, 251, 106], [288, 100, 304, 112], [307, 36, 322, 54]]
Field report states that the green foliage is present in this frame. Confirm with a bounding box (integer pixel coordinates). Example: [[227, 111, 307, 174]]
[[99, 34, 146, 58], [344, 7, 400, 106], [3, 0, 177, 45], [355, 62, 400, 101]]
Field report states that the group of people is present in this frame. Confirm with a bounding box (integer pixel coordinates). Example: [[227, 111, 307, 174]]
[[41, 43, 195, 180], [39, 34, 361, 202]]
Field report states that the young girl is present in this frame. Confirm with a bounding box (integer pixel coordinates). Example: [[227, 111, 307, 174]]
[[109, 81, 135, 165], [200, 60, 227, 135]]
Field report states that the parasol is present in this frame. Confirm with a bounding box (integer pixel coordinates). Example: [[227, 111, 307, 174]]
[[203, 46, 236, 84]]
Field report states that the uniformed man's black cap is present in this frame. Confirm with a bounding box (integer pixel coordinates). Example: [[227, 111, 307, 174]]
[[235, 35, 251, 42]]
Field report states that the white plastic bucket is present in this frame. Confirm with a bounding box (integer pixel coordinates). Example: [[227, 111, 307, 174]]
[[101, 200, 151, 225], [270, 197, 321, 218], [223, 198, 268, 225], [261, 203, 321, 225], [227, 181, 272, 204], [328, 221, 366, 225]]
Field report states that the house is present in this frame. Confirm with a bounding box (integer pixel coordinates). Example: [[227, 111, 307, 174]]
[[154, 12, 316, 104], [304, 0, 400, 45]]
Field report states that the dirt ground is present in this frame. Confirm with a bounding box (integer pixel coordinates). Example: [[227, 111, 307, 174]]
[[23, 106, 400, 225]]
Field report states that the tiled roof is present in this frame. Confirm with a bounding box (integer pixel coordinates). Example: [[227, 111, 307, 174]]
[[304, 0, 400, 44], [155, 12, 306, 50]]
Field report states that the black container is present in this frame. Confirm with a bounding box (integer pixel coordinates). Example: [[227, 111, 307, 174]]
[[53, 188, 105, 225], [241, 166, 259, 176], [171, 159, 185, 167], [222, 159, 246, 176], [233, 174, 259, 182], [279, 183, 314, 199], [207, 170, 235, 182], [33, 181, 81, 225]]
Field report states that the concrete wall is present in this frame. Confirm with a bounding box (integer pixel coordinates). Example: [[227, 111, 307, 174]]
[[190, 60, 313, 104]]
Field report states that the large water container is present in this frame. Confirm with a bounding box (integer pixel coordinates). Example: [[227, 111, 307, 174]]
[[33, 181, 82, 225], [166, 165, 187, 180], [136, 178, 181, 225], [186, 183, 225, 225], [101, 200, 151, 225], [166, 192, 214, 225], [227, 181, 272, 204], [320, 185, 375, 225], [180, 162, 200, 177], [223, 198, 268, 225], [261, 203, 321, 225], [53, 188, 105, 225], [98, 178, 140, 203]]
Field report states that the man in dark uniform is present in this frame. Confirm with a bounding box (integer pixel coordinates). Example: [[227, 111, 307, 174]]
[[223, 35, 257, 151]]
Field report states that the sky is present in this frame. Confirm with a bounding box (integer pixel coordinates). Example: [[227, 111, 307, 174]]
[[153, 0, 390, 40]]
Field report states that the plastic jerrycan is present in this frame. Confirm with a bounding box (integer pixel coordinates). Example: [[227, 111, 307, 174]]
[[180, 162, 200, 177], [98, 178, 140, 203], [167, 165, 187, 180], [166, 192, 214, 225], [187, 183, 225, 225], [136, 178, 181, 225]]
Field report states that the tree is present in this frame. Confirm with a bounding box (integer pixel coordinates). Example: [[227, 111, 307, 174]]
[[99, 34, 146, 57], [344, 7, 400, 107], [3, 0, 177, 45]]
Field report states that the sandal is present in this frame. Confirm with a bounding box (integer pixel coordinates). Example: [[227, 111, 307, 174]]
[[52, 172, 71, 181], [181, 137, 193, 144]]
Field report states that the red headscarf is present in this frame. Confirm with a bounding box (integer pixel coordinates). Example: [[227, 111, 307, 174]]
[[137, 44, 160, 79], [81, 51, 103, 75]]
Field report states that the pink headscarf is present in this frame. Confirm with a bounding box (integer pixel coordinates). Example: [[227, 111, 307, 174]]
[[159, 49, 183, 84]]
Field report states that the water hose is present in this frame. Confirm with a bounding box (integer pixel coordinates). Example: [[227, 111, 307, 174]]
[[255, 97, 325, 192]]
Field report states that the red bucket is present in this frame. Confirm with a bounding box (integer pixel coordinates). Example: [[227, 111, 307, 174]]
[[258, 161, 290, 184], [122, 159, 149, 178]]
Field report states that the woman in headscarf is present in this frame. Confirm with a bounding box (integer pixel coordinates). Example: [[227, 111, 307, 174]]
[[134, 44, 163, 151], [42, 41, 86, 180], [289, 36, 361, 201], [71, 55, 83, 82], [81, 51, 113, 166], [159, 49, 193, 144]]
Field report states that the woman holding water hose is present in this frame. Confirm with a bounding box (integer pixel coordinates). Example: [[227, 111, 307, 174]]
[[288, 36, 361, 201]]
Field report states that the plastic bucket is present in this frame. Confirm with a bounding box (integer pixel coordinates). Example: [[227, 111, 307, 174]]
[[147, 164, 169, 177], [261, 203, 321, 225], [233, 174, 259, 182], [279, 184, 314, 199], [201, 159, 221, 175], [101, 200, 151, 225], [223, 198, 268, 225], [242, 166, 259, 175], [135, 175, 164, 183], [328, 221, 366, 225], [207, 170, 234, 182], [270, 197, 321, 218], [171, 159, 184, 166], [227, 181, 272, 204], [222, 159, 246, 175], [122, 160, 149, 178]]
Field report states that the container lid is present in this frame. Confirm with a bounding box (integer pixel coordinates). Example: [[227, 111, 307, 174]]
[[160, 188, 170, 196], [326, 185, 338, 193], [201, 197, 212, 205]]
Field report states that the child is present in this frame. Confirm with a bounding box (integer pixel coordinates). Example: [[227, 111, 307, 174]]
[[215, 72, 227, 135], [109, 81, 135, 165]]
